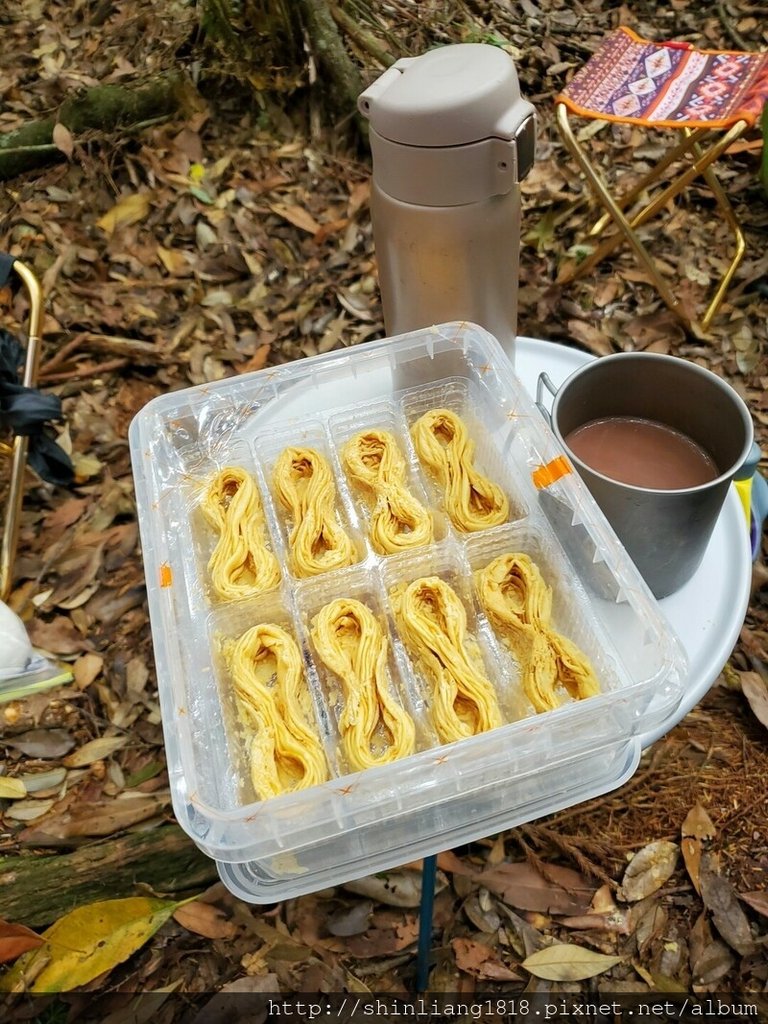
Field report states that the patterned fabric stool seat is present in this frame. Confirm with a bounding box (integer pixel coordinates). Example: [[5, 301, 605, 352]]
[[555, 27, 768, 329]]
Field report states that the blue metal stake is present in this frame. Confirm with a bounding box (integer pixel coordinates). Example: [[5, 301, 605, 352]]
[[416, 854, 438, 992]]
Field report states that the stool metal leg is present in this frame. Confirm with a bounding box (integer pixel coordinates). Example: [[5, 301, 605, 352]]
[[556, 104, 748, 327], [574, 125, 745, 287], [556, 103, 684, 318], [688, 132, 747, 329], [589, 127, 711, 236], [1, 259, 44, 603]]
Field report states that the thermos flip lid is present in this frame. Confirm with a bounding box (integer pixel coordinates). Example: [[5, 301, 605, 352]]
[[359, 43, 532, 150]]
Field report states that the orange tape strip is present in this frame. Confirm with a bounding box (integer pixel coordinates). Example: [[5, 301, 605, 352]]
[[159, 563, 173, 588], [532, 455, 572, 490]]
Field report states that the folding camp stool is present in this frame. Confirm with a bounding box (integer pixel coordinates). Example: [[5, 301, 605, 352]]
[[555, 27, 768, 330], [0, 256, 44, 603]]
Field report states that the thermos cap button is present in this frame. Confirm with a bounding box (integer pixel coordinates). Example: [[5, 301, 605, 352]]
[[359, 43, 526, 147]]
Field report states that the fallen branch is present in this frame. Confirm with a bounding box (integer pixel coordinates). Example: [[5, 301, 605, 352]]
[[716, 1, 750, 50], [0, 824, 218, 928], [40, 332, 172, 378], [329, 4, 395, 69], [40, 357, 130, 383], [0, 72, 188, 181]]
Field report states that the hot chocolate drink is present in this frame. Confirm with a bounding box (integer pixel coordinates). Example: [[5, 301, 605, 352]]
[[563, 416, 718, 490]]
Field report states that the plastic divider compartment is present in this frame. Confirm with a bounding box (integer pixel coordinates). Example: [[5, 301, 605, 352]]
[[400, 376, 530, 530], [251, 418, 366, 580], [128, 321, 688, 883], [379, 541, 515, 729], [178, 442, 283, 611], [205, 590, 339, 807], [533, 477, 687, 726], [327, 398, 448, 555], [294, 562, 438, 771], [463, 521, 628, 724]]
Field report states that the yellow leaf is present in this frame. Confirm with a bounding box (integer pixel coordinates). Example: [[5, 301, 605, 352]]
[[62, 735, 128, 767], [0, 777, 26, 799], [157, 246, 188, 275], [73, 652, 104, 690], [522, 943, 622, 982], [96, 193, 151, 236], [0, 897, 180, 993], [71, 451, 103, 482]]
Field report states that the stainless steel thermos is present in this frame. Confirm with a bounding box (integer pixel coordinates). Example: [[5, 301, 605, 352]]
[[358, 44, 536, 356]]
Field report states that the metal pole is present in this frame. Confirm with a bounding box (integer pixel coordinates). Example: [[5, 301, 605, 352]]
[[1, 258, 44, 603], [416, 853, 438, 992]]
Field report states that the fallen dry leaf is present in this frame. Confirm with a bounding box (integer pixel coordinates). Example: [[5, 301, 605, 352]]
[[71, 451, 104, 482], [632, 898, 668, 957], [521, 943, 622, 981], [173, 901, 236, 940], [476, 861, 594, 916], [739, 671, 768, 731], [194, 974, 282, 1021], [269, 202, 321, 234], [437, 850, 474, 876], [236, 343, 271, 374], [451, 937, 522, 982], [0, 919, 44, 964], [681, 803, 716, 895], [739, 891, 768, 918], [495, 905, 548, 958], [73, 652, 104, 690], [26, 615, 87, 656], [682, 803, 717, 840], [565, 318, 614, 356], [42, 497, 88, 533], [618, 841, 679, 902], [52, 122, 74, 158], [560, 912, 630, 934], [326, 900, 373, 938], [333, 917, 419, 959], [3, 729, 76, 759], [699, 853, 755, 956], [4, 798, 56, 821], [689, 911, 734, 987], [343, 868, 447, 908], [157, 245, 190, 275], [62, 735, 129, 767], [20, 796, 166, 840]]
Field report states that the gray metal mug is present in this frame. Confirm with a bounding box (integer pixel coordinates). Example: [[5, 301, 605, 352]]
[[536, 352, 754, 599]]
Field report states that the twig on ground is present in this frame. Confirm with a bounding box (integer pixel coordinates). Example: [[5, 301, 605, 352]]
[[329, 3, 395, 68], [41, 332, 170, 376], [40, 357, 129, 382], [716, 2, 750, 50]]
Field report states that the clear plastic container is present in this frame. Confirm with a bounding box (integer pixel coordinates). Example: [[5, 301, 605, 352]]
[[129, 322, 687, 902]]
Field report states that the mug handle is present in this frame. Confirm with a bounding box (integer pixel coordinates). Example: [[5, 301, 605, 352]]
[[535, 371, 558, 426]]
